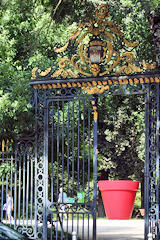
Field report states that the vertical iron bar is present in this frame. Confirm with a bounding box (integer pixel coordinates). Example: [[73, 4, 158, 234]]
[[14, 142, 18, 228], [72, 100, 75, 196], [77, 213, 79, 239], [1, 154, 4, 222], [34, 89, 38, 238], [72, 100, 75, 234], [61, 100, 65, 236], [67, 101, 70, 195], [82, 214, 84, 240], [77, 100, 80, 239], [56, 101, 60, 240], [10, 155, 13, 204], [26, 153, 29, 227], [82, 100, 85, 192], [66, 101, 70, 240], [43, 101, 49, 240], [77, 100, 80, 192], [88, 100, 91, 202], [88, 214, 90, 240], [82, 100, 85, 240], [18, 154, 21, 225], [50, 214, 52, 240], [51, 102, 54, 203], [22, 150, 26, 227], [6, 154, 9, 223], [30, 149, 33, 225], [93, 97, 98, 240], [88, 100, 91, 240], [57, 101, 60, 198], [62, 100, 65, 197], [155, 83, 159, 239], [144, 89, 150, 240]]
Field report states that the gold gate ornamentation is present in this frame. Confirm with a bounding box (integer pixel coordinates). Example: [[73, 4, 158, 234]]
[[31, 4, 156, 82]]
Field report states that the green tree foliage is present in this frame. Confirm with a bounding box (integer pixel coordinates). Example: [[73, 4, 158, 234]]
[[0, 0, 83, 136], [98, 94, 145, 181]]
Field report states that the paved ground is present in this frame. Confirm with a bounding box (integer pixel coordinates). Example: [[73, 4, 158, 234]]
[[60, 219, 144, 240], [96, 219, 144, 240]]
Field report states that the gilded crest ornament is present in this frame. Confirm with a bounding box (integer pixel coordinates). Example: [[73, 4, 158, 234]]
[[31, 4, 156, 81]]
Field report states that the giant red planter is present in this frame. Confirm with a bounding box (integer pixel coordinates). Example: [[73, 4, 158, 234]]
[[98, 180, 139, 219]]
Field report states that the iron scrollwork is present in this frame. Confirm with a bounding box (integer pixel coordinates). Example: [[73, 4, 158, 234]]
[[31, 4, 156, 80]]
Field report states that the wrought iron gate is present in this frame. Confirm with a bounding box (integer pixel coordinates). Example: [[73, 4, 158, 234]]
[[144, 83, 160, 240], [0, 137, 36, 239], [33, 88, 98, 240]]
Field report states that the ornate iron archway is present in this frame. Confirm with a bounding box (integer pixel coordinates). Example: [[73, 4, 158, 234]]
[[30, 4, 160, 240]]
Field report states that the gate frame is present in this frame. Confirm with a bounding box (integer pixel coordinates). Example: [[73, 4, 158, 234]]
[[30, 72, 160, 240]]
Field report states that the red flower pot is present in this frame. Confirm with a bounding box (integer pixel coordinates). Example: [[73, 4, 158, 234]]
[[98, 180, 139, 219]]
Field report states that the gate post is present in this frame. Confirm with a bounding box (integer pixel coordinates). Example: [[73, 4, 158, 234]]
[[34, 89, 47, 240], [144, 83, 160, 240], [144, 87, 150, 239], [92, 96, 98, 240]]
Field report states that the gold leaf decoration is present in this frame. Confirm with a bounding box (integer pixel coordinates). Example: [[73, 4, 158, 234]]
[[50, 57, 79, 79], [115, 66, 126, 75], [130, 64, 143, 73], [110, 27, 124, 37], [90, 64, 100, 77], [106, 41, 113, 64], [69, 30, 82, 40], [54, 42, 69, 53], [67, 69, 78, 78], [155, 77, 160, 83], [51, 69, 63, 78], [123, 38, 139, 48], [94, 110, 98, 123], [31, 67, 38, 80], [61, 71, 68, 78], [121, 52, 134, 63], [51, 67, 78, 79], [105, 31, 115, 41], [104, 20, 116, 26], [71, 54, 92, 77], [92, 102, 98, 123], [38, 67, 51, 77], [124, 65, 133, 75], [76, 32, 87, 44], [59, 58, 68, 68], [115, 64, 143, 75], [142, 61, 156, 70]]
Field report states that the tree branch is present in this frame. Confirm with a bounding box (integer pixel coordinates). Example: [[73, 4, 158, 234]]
[[51, 0, 63, 19]]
